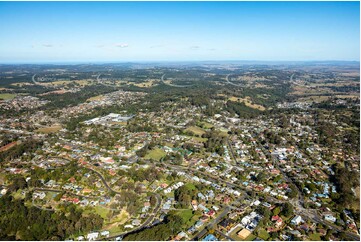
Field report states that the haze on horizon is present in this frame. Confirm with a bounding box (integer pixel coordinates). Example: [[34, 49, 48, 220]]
[[0, 1, 359, 63]]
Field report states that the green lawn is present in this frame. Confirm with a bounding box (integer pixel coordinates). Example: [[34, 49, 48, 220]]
[[184, 183, 196, 190], [309, 233, 322, 241], [94, 206, 111, 219], [185, 126, 206, 136], [257, 229, 270, 240], [200, 122, 214, 129], [145, 148, 166, 161], [0, 93, 17, 100], [229, 228, 243, 241], [107, 224, 123, 234], [175, 209, 194, 227], [192, 136, 208, 142], [244, 234, 257, 241], [12, 190, 25, 200]]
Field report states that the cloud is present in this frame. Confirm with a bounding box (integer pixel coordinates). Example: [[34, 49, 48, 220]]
[[190, 46, 200, 50], [207, 48, 216, 51], [115, 43, 129, 48], [96, 44, 105, 48], [42, 44, 53, 48]]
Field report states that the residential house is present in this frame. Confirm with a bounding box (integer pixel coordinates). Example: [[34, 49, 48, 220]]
[[86, 232, 99, 241], [290, 215, 303, 225]]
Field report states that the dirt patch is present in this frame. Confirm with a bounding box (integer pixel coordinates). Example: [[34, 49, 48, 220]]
[[36, 125, 62, 133], [229, 96, 266, 111], [0, 141, 20, 152]]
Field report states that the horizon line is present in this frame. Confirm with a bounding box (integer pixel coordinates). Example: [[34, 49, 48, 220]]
[[0, 60, 360, 65]]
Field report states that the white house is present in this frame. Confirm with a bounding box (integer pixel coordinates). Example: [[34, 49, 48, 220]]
[[290, 215, 303, 225], [132, 219, 141, 226], [324, 214, 337, 223], [241, 216, 251, 226], [86, 232, 99, 241], [100, 231, 110, 237]]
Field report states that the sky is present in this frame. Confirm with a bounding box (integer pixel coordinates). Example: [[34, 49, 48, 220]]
[[0, 1, 359, 63]]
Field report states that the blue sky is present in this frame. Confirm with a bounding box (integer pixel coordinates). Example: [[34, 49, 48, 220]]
[[0, 1, 359, 62]]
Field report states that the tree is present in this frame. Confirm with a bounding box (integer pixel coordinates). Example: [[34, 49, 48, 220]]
[[281, 202, 294, 217], [270, 232, 279, 240], [8, 176, 27, 192], [150, 195, 157, 207], [272, 206, 281, 216], [174, 184, 197, 209], [287, 184, 298, 199]]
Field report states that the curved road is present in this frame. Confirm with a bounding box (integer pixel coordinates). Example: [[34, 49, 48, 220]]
[[43, 156, 163, 240], [31, 74, 41, 86], [256, 144, 359, 241], [225, 74, 244, 87], [161, 74, 194, 88], [106, 193, 162, 241]]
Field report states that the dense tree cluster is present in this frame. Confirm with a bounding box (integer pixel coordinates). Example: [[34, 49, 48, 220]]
[[0, 138, 43, 162], [174, 184, 198, 208], [0, 195, 103, 240], [331, 166, 360, 208], [225, 101, 262, 118], [123, 211, 186, 241], [202, 130, 226, 155], [118, 165, 163, 183], [42, 85, 116, 110]]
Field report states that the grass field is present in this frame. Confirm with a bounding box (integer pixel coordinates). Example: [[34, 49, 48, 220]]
[[11, 82, 34, 87], [145, 148, 166, 161], [184, 183, 196, 190], [191, 136, 208, 143], [0, 93, 17, 100], [309, 233, 322, 241], [94, 205, 111, 219], [175, 209, 194, 227], [229, 227, 243, 241], [218, 129, 229, 137], [36, 125, 62, 133], [185, 126, 206, 136], [74, 79, 94, 86], [87, 95, 105, 102], [297, 95, 331, 103], [228, 96, 266, 111], [104, 209, 130, 234], [244, 234, 257, 241], [133, 79, 158, 88], [257, 229, 270, 240], [199, 122, 214, 129]]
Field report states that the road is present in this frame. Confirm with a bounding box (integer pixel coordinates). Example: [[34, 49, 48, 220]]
[[84, 166, 165, 239], [192, 191, 249, 241], [106, 193, 162, 241], [43, 157, 163, 240], [226, 137, 237, 166], [31, 74, 41, 85], [290, 73, 294, 82], [225, 74, 243, 87], [192, 206, 231, 240], [161, 74, 194, 88], [84, 166, 122, 195], [96, 73, 117, 87], [257, 145, 360, 241]]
